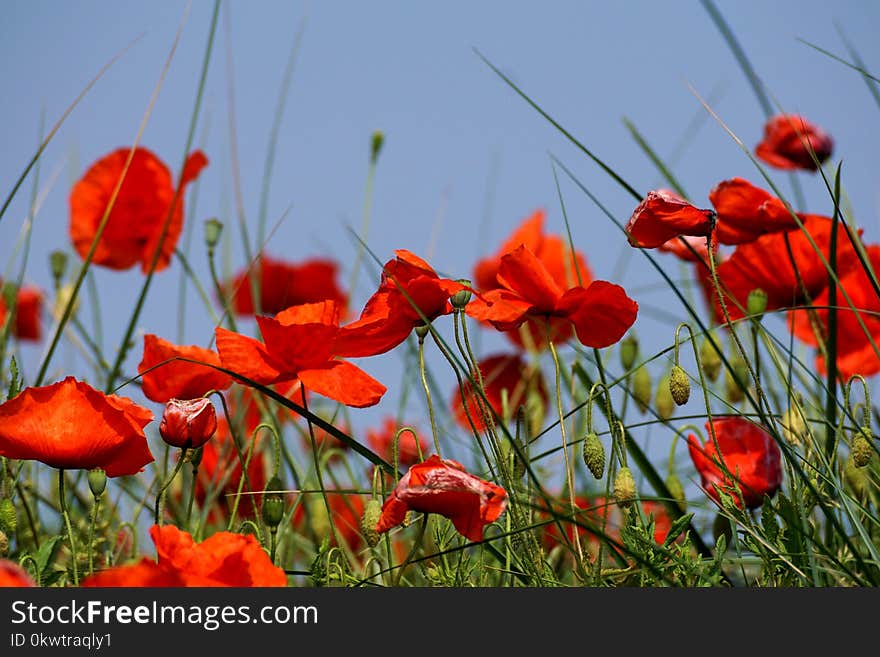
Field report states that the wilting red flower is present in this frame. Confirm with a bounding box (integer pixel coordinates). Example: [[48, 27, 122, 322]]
[[291, 492, 366, 553], [658, 234, 717, 263], [0, 560, 35, 587], [69, 146, 208, 273], [159, 397, 218, 449], [138, 334, 232, 403], [0, 377, 153, 477], [709, 177, 797, 245], [375, 455, 508, 542], [366, 417, 430, 466], [223, 254, 348, 317], [708, 214, 862, 322], [755, 114, 833, 171], [472, 210, 594, 349], [215, 300, 386, 408], [688, 417, 783, 509], [625, 189, 715, 249], [81, 524, 287, 587], [336, 250, 467, 358], [467, 245, 638, 349], [0, 283, 43, 341], [790, 244, 880, 379], [450, 352, 548, 432]]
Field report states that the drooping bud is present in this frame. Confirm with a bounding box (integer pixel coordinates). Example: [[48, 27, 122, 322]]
[[87, 468, 107, 498], [370, 130, 385, 165], [450, 279, 473, 310], [613, 466, 637, 509], [747, 287, 768, 321], [725, 357, 749, 404], [159, 397, 218, 449], [582, 432, 606, 479], [666, 472, 686, 512], [261, 476, 285, 529], [49, 250, 68, 283], [851, 429, 874, 468], [669, 364, 691, 406], [655, 374, 674, 421], [632, 366, 652, 414], [204, 218, 223, 251], [361, 498, 383, 547], [620, 334, 638, 371], [699, 336, 722, 382], [0, 498, 17, 537]]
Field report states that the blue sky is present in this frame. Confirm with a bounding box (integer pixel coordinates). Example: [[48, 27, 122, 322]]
[[3, 1, 880, 483]]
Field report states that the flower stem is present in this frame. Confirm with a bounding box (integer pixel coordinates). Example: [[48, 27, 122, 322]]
[[154, 451, 187, 526], [418, 333, 442, 458], [58, 469, 79, 586]]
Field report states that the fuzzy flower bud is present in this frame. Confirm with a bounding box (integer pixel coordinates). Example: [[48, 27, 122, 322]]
[[261, 476, 286, 529], [747, 287, 768, 321], [669, 364, 691, 406], [361, 498, 383, 547], [620, 334, 638, 371], [655, 374, 674, 421], [780, 403, 807, 446], [582, 432, 606, 479], [632, 366, 652, 414], [852, 429, 874, 468], [613, 466, 637, 509], [0, 498, 16, 537], [159, 397, 218, 449], [666, 472, 686, 511], [699, 336, 722, 382], [87, 468, 107, 498]]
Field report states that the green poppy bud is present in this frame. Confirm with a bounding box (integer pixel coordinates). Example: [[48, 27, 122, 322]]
[[0, 498, 16, 537], [49, 250, 69, 283], [699, 336, 722, 382], [582, 432, 606, 480], [747, 287, 768, 321], [613, 466, 637, 509], [261, 476, 286, 529], [204, 218, 223, 251], [370, 130, 385, 165], [669, 364, 691, 406], [655, 374, 674, 421], [620, 334, 638, 371], [632, 366, 652, 414], [361, 498, 383, 547], [666, 472, 686, 512], [87, 468, 107, 498], [852, 429, 874, 468]]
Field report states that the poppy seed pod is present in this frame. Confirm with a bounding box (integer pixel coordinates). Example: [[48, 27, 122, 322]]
[[669, 364, 691, 406], [159, 397, 218, 450], [450, 279, 473, 310], [87, 468, 107, 498], [747, 288, 768, 321], [261, 477, 285, 529], [204, 218, 223, 251]]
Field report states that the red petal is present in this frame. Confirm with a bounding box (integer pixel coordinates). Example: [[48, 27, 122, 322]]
[[298, 360, 386, 408], [558, 281, 639, 348], [496, 245, 563, 310]]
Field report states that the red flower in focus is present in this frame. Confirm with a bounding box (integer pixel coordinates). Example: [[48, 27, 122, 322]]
[[688, 417, 783, 509], [138, 334, 232, 403], [159, 397, 218, 449], [366, 417, 430, 466], [223, 254, 348, 317], [375, 455, 508, 542], [658, 234, 717, 263], [467, 245, 638, 350], [0, 377, 154, 477], [709, 177, 797, 245], [755, 114, 833, 171], [69, 147, 208, 273], [291, 492, 366, 553], [450, 352, 548, 432], [336, 250, 467, 358], [81, 524, 287, 587], [0, 560, 36, 587], [215, 300, 386, 408], [625, 189, 715, 249], [790, 244, 880, 379], [0, 283, 43, 341]]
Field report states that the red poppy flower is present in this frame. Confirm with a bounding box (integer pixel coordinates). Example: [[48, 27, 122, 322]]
[[658, 234, 718, 263], [755, 114, 833, 171], [790, 244, 880, 379], [375, 455, 508, 542], [223, 254, 348, 317], [450, 352, 548, 432], [159, 397, 218, 449], [138, 334, 232, 403], [0, 377, 154, 477], [291, 492, 366, 553], [688, 417, 783, 509], [215, 300, 386, 408], [709, 214, 862, 322], [708, 177, 797, 245], [335, 250, 467, 358], [473, 209, 593, 349], [366, 417, 430, 466], [625, 189, 715, 249], [0, 560, 36, 587], [81, 524, 287, 587], [0, 283, 43, 341], [69, 147, 208, 273], [467, 245, 638, 349]]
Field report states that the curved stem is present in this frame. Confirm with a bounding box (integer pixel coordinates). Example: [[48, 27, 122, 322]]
[[154, 452, 186, 526]]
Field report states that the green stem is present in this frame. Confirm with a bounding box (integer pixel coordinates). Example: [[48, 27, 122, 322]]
[[154, 452, 187, 526], [418, 332, 442, 458], [88, 493, 100, 576], [58, 469, 79, 586]]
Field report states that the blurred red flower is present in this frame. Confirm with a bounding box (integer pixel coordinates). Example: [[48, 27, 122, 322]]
[[467, 244, 638, 349], [0, 560, 36, 587], [0, 283, 43, 341], [215, 300, 386, 408], [375, 455, 508, 542], [450, 352, 548, 432], [688, 417, 783, 509], [366, 417, 430, 466], [81, 524, 287, 587], [755, 114, 833, 171], [291, 492, 366, 553], [336, 250, 467, 357], [222, 254, 347, 317], [0, 376, 153, 477], [625, 189, 715, 249], [159, 397, 218, 449], [708, 177, 797, 245], [138, 334, 232, 403], [69, 147, 207, 273]]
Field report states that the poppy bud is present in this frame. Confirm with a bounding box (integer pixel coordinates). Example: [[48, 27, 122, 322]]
[[87, 468, 107, 498], [613, 466, 637, 509], [370, 130, 385, 165], [450, 279, 473, 310], [669, 364, 691, 406], [725, 357, 749, 404], [415, 323, 431, 339], [49, 250, 68, 283], [159, 397, 218, 449], [52, 283, 81, 321], [747, 288, 768, 321], [620, 334, 638, 371], [261, 476, 285, 529], [845, 455, 871, 497], [852, 429, 874, 468], [582, 432, 606, 479], [204, 218, 223, 251], [361, 498, 383, 547], [632, 366, 651, 414], [780, 403, 807, 446], [0, 498, 16, 536], [666, 472, 686, 512], [0, 530, 7, 557], [699, 336, 722, 382], [655, 375, 674, 421]]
